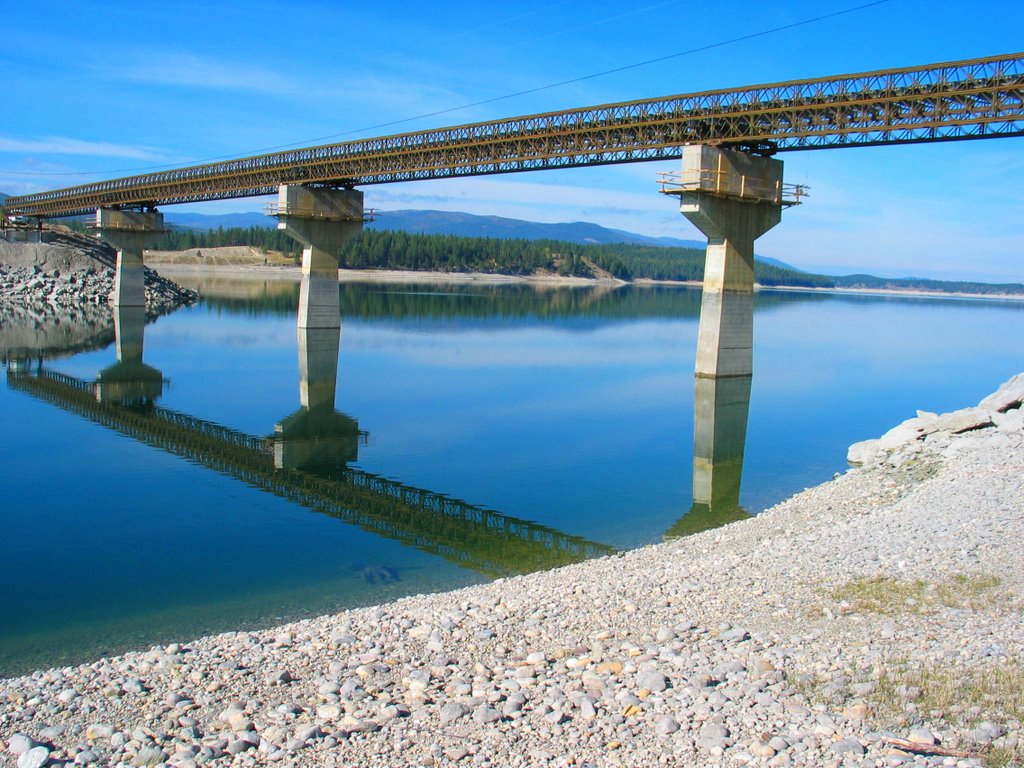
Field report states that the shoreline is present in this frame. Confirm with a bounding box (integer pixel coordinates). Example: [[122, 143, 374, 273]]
[[3, 375, 1022, 767], [149, 262, 1024, 302]]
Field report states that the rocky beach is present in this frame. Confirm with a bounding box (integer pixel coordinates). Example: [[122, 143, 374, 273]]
[[2, 371, 1022, 767]]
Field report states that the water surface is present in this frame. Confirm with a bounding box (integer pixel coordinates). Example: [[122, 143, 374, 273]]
[[2, 280, 1022, 675]]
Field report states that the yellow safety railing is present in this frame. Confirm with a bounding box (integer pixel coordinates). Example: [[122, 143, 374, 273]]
[[657, 170, 808, 206]]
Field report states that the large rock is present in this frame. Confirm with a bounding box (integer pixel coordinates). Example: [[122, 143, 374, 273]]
[[847, 438, 880, 466], [925, 406, 994, 435], [979, 373, 1024, 413], [848, 412, 936, 465], [847, 395, 1007, 466]]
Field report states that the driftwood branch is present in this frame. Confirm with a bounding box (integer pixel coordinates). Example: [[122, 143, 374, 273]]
[[881, 737, 979, 758]]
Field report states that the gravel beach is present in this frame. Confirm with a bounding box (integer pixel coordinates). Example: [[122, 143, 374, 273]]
[[3, 374, 1023, 768]]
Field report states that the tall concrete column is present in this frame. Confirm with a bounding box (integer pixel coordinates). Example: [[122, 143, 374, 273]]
[[95, 209, 165, 308], [663, 146, 786, 378], [274, 185, 364, 329]]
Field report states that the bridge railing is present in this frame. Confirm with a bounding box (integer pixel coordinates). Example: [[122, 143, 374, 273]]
[[656, 170, 808, 206], [264, 203, 378, 222]]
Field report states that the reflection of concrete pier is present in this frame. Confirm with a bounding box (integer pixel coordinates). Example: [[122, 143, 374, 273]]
[[666, 375, 752, 538], [94, 305, 163, 407], [274, 273, 364, 470]]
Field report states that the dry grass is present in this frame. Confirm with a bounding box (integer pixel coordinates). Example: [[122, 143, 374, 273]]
[[817, 573, 1021, 766], [794, 661, 1024, 766], [830, 573, 1005, 615], [872, 662, 1024, 767]]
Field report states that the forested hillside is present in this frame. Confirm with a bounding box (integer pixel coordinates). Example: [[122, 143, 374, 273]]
[[147, 226, 835, 288]]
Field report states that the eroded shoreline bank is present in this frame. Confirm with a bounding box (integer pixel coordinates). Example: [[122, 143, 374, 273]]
[[3, 375, 1022, 768]]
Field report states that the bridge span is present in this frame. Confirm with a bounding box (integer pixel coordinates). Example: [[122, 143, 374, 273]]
[[3, 52, 1022, 218], [5, 53, 1022, 407]]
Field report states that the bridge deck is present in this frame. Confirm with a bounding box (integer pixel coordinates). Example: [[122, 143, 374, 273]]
[[5, 53, 1022, 218]]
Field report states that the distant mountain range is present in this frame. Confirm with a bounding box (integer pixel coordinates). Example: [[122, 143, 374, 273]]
[[0, 197, 799, 271]]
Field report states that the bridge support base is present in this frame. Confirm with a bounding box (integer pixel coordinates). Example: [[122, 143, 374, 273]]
[[669, 146, 784, 378], [274, 185, 364, 329], [95, 209, 165, 308]]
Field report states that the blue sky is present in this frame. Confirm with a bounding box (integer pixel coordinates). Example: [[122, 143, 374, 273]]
[[2, 0, 1022, 281]]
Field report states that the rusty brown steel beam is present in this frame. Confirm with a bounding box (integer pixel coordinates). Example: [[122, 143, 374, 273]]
[[5, 52, 1023, 218]]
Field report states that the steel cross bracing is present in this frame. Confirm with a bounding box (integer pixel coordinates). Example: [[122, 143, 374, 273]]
[[6, 52, 1024, 218]]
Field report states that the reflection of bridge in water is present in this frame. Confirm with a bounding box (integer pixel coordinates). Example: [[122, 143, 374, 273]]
[[9, 362, 615, 577], [6, 290, 621, 578], [7, 270, 758, 577]]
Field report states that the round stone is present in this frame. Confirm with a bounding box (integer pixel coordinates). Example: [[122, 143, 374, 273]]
[[17, 747, 51, 768]]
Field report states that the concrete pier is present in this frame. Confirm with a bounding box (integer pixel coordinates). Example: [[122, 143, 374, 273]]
[[94, 209, 165, 308], [274, 185, 364, 329], [662, 145, 787, 378]]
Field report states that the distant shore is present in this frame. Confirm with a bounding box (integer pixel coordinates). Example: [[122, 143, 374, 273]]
[[149, 261, 1024, 301]]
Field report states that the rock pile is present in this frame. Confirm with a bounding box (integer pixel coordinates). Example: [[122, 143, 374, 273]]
[[0, 234, 198, 361], [848, 372, 1024, 467], [0, 238, 198, 318], [2, 375, 1022, 767]]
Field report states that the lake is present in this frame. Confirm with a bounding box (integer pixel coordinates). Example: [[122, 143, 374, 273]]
[[2, 277, 1022, 676]]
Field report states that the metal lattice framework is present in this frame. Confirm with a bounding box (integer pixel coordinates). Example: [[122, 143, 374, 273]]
[[5, 52, 1023, 218]]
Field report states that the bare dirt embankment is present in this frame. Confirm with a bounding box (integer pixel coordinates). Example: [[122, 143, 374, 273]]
[[145, 246, 294, 267]]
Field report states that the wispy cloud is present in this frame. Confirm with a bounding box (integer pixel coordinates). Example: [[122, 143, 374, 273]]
[[0, 136, 164, 160], [91, 51, 295, 93]]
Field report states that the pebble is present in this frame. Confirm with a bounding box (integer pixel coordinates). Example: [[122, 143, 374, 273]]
[[7, 734, 34, 755], [831, 737, 866, 755]]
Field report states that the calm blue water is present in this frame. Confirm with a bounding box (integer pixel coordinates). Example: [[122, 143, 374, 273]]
[[2, 280, 1022, 675]]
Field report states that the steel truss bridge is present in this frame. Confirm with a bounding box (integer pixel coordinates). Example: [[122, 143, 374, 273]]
[[5, 53, 1023, 219], [7, 366, 615, 577]]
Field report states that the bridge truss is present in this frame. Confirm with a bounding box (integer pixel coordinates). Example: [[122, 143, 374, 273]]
[[5, 52, 1023, 218]]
